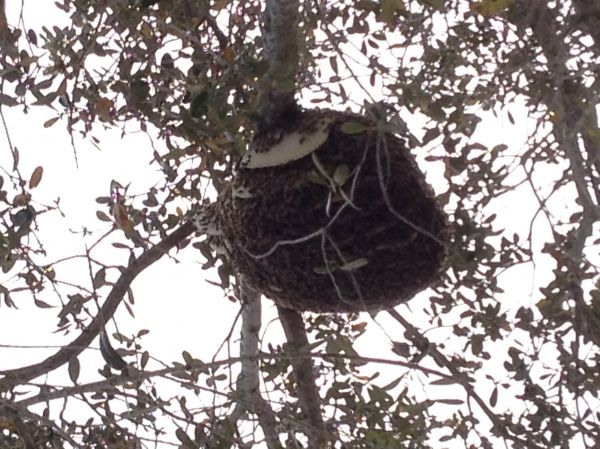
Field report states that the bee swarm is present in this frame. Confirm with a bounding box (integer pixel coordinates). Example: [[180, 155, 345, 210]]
[[219, 109, 448, 313]]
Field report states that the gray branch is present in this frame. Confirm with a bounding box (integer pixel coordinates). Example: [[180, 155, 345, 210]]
[[257, 0, 300, 124], [277, 306, 328, 449], [233, 278, 281, 449]]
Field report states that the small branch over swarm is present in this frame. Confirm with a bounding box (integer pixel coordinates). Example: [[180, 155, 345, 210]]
[[0, 221, 196, 390]]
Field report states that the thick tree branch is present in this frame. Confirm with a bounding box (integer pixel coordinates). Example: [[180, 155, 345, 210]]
[[277, 306, 328, 449], [258, 0, 300, 124], [228, 278, 281, 449], [255, 1, 327, 446], [513, 1, 600, 250], [0, 221, 196, 390], [0, 0, 6, 34]]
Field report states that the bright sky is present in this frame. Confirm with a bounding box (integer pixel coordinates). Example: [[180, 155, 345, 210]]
[[1, 2, 596, 449]]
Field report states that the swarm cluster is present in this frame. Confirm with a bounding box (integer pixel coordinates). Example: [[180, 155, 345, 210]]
[[219, 110, 448, 312]]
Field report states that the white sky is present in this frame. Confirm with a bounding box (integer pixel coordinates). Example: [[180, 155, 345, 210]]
[[0, 2, 597, 449]]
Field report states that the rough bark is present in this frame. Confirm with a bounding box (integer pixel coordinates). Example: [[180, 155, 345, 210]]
[[257, 0, 300, 125], [277, 306, 328, 449]]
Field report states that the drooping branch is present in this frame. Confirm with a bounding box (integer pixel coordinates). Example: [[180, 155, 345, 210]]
[[0, 221, 196, 390]]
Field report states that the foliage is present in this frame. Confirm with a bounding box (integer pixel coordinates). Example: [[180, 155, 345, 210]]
[[1, 0, 599, 448]]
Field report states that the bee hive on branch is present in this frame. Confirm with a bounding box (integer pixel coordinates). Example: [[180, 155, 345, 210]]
[[219, 109, 448, 313]]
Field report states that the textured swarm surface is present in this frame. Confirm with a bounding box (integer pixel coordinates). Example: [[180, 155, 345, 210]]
[[219, 109, 448, 312]]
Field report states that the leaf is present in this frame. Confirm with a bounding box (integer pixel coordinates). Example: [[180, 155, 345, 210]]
[[0, 285, 15, 308], [68, 357, 80, 383], [313, 266, 333, 274], [96, 211, 112, 222], [93, 268, 106, 288], [29, 166, 44, 189], [182, 351, 194, 367], [340, 121, 367, 134], [0, 94, 19, 107], [339, 258, 369, 271], [333, 165, 350, 185], [212, 0, 228, 10], [140, 351, 149, 369], [95, 98, 113, 121], [34, 299, 53, 308], [490, 385, 498, 407], [175, 428, 195, 447], [435, 398, 464, 405], [112, 203, 134, 234], [43, 117, 59, 128], [381, 0, 405, 26], [418, 0, 443, 10], [223, 47, 234, 64], [470, 0, 512, 17]]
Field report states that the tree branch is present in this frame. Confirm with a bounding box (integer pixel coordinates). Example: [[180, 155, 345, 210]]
[[277, 306, 328, 449], [258, 0, 300, 123], [0, 221, 196, 390], [228, 278, 281, 448], [0, 0, 6, 34]]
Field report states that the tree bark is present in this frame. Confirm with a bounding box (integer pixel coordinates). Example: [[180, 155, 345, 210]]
[[257, 0, 300, 125]]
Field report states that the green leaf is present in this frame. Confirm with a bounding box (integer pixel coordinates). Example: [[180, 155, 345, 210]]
[[381, 0, 405, 25], [333, 165, 350, 185], [471, 0, 512, 17], [418, 0, 443, 10], [340, 121, 367, 134]]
